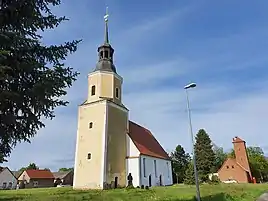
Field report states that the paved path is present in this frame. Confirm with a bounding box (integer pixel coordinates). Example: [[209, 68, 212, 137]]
[[257, 192, 268, 201]]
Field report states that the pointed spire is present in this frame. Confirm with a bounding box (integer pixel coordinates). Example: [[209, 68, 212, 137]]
[[104, 7, 109, 44], [93, 7, 117, 73]]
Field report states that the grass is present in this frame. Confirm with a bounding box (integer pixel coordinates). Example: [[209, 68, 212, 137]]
[[0, 184, 267, 201]]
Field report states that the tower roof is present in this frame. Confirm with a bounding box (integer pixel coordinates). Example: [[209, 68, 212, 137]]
[[232, 136, 245, 143], [93, 7, 117, 73]]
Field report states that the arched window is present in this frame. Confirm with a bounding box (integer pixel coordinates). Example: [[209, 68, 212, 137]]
[[89, 122, 93, 129], [91, 85, 96, 96], [115, 88, 119, 98]]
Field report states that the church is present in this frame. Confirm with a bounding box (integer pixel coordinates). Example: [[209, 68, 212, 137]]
[[73, 10, 173, 189]]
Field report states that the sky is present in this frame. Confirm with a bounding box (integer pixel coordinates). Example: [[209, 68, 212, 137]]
[[4, 0, 268, 171]]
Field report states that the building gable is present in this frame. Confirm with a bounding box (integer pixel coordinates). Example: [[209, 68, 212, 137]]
[[0, 167, 18, 189], [0, 167, 16, 178], [0, 167, 17, 181], [18, 170, 30, 181]]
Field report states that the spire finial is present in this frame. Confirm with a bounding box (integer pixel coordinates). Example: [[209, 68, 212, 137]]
[[104, 7, 109, 44]]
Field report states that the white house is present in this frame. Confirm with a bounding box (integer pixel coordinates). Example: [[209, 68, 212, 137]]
[[126, 121, 173, 187], [0, 167, 18, 190]]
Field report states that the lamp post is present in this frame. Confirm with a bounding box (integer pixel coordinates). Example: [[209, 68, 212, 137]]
[[184, 82, 201, 201]]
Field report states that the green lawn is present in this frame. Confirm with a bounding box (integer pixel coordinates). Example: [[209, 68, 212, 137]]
[[0, 184, 267, 201]]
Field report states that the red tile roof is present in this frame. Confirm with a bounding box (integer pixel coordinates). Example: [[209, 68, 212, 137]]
[[128, 121, 170, 160], [25, 169, 54, 179]]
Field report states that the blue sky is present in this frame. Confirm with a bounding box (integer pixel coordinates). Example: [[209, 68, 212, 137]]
[[4, 0, 268, 171]]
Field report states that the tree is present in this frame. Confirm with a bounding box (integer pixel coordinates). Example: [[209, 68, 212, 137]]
[[27, 163, 38, 170], [228, 149, 235, 158], [212, 146, 227, 172], [194, 129, 215, 182], [58, 167, 74, 172], [170, 144, 190, 183], [19, 162, 39, 171], [0, 0, 81, 163], [184, 161, 195, 185], [247, 147, 268, 182]]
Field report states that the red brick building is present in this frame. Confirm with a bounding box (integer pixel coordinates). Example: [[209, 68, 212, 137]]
[[217, 136, 252, 183]]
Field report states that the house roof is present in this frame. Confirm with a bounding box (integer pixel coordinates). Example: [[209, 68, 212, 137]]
[[128, 121, 170, 160], [25, 169, 54, 179], [52, 171, 72, 179], [0, 167, 7, 173], [0, 167, 17, 179]]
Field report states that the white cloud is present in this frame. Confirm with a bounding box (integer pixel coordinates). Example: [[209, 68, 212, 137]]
[[125, 81, 268, 156]]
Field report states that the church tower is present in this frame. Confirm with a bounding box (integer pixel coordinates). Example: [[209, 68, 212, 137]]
[[73, 9, 129, 189]]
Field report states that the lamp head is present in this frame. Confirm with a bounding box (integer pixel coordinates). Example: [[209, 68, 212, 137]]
[[184, 83, 197, 89]]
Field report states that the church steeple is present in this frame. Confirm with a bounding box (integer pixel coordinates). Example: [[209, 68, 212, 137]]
[[94, 7, 117, 73], [104, 7, 109, 44]]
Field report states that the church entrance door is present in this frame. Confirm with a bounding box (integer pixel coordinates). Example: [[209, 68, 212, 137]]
[[148, 175, 152, 187]]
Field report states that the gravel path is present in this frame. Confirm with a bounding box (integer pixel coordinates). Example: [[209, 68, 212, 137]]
[[257, 192, 268, 201]]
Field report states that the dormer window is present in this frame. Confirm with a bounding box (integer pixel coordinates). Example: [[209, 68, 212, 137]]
[[115, 88, 119, 99], [91, 85, 96, 96]]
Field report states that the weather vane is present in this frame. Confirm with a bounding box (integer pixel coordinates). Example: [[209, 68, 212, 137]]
[[104, 7, 109, 22]]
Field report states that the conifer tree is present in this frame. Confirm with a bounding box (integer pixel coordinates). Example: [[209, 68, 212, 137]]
[[213, 145, 227, 172], [0, 0, 81, 163], [184, 161, 195, 185], [170, 144, 190, 183], [194, 129, 215, 182]]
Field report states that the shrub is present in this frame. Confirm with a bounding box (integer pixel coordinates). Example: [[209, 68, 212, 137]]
[[208, 175, 220, 184]]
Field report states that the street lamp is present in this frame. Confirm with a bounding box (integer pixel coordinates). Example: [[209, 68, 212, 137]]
[[184, 82, 201, 201]]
